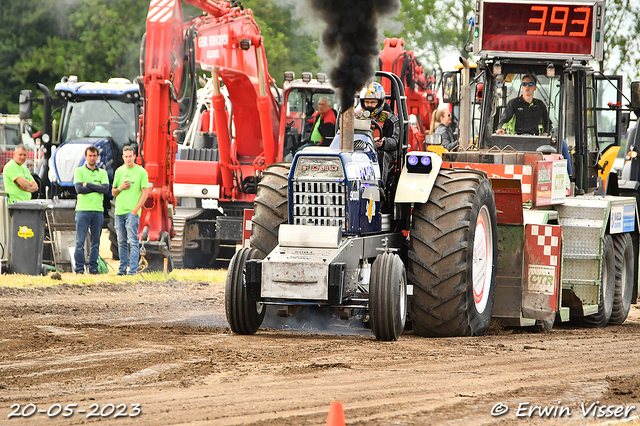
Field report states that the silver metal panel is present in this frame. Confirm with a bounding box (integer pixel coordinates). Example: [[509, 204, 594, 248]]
[[261, 260, 329, 300], [278, 224, 341, 248], [574, 283, 600, 306], [562, 225, 602, 256], [261, 244, 339, 300], [562, 258, 599, 281], [556, 197, 610, 309]]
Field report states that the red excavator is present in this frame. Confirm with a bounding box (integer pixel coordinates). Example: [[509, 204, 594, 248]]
[[137, 0, 334, 270], [379, 37, 440, 152]]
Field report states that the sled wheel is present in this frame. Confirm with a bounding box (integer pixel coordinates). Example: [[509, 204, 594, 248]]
[[408, 169, 498, 336], [609, 233, 634, 325], [250, 163, 290, 258], [225, 247, 264, 334], [370, 252, 407, 341], [582, 234, 615, 327]]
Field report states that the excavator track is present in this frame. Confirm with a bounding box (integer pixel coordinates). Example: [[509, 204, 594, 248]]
[[169, 208, 204, 269]]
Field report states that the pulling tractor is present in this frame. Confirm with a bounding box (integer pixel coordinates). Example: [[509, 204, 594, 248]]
[[226, 71, 501, 340], [225, 0, 639, 340]]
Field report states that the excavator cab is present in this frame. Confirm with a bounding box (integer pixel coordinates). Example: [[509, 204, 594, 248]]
[[280, 73, 336, 161]]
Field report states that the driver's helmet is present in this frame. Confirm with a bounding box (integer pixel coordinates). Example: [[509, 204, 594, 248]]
[[360, 82, 385, 116]]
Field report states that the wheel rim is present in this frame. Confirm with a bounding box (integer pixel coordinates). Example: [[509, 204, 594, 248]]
[[472, 205, 493, 314]]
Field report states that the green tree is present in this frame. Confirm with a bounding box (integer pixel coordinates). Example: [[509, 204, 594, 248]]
[[0, 0, 321, 117], [396, 0, 640, 87], [395, 0, 474, 72], [601, 0, 640, 86], [242, 0, 321, 85], [1, 0, 148, 116]]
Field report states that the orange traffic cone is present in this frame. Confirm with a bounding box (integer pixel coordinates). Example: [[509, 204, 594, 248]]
[[326, 401, 346, 426]]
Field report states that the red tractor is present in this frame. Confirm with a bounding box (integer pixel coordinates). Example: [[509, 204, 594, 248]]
[[138, 0, 334, 269]]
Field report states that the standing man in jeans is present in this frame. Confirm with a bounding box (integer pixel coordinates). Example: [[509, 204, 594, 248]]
[[112, 146, 148, 275], [73, 146, 109, 274]]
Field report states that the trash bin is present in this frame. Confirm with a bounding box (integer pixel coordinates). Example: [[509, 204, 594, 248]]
[[8, 200, 48, 275]]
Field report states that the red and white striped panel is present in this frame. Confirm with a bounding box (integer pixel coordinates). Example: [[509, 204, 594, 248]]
[[243, 209, 254, 248]]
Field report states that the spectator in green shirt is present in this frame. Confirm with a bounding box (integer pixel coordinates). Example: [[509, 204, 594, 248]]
[[73, 146, 109, 274], [112, 146, 149, 275], [2, 145, 38, 204]]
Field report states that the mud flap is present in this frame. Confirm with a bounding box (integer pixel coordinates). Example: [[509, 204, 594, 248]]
[[522, 224, 562, 321]]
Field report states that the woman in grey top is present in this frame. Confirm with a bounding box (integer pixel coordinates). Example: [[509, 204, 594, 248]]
[[432, 109, 457, 151]]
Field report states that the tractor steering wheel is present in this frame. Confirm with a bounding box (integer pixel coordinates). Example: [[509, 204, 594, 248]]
[[370, 119, 384, 147]]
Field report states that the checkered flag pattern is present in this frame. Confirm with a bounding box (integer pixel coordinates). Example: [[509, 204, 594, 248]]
[[529, 224, 561, 267]]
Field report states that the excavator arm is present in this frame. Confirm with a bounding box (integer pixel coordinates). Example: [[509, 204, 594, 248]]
[[138, 0, 280, 270], [379, 38, 439, 151]]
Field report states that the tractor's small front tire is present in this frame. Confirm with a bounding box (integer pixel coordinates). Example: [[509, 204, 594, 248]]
[[225, 248, 264, 334], [370, 252, 407, 341]]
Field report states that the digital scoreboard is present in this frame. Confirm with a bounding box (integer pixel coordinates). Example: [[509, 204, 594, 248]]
[[473, 0, 604, 61]]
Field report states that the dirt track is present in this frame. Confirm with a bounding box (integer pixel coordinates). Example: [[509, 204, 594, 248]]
[[2, 279, 640, 425]]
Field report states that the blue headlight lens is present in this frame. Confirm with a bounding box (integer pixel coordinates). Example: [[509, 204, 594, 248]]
[[421, 156, 431, 167], [408, 155, 419, 166]]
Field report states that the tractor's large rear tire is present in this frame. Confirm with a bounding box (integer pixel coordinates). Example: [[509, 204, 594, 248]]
[[582, 234, 615, 327], [250, 163, 290, 258], [370, 252, 407, 341], [225, 247, 264, 335], [107, 199, 119, 261], [408, 169, 498, 337], [609, 233, 634, 325]]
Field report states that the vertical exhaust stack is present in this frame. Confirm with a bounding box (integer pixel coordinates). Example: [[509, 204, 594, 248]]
[[341, 106, 354, 152], [305, 0, 400, 128]]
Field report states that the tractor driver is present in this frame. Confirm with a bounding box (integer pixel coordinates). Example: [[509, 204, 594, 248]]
[[496, 74, 549, 136], [360, 82, 400, 190]]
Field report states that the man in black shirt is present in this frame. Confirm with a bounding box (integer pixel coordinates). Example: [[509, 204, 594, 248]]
[[496, 75, 549, 135]]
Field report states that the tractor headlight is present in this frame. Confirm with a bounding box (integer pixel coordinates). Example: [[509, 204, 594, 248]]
[[406, 153, 433, 174]]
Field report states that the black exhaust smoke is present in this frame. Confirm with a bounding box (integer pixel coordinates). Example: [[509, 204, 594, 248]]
[[307, 0, 400, 110]]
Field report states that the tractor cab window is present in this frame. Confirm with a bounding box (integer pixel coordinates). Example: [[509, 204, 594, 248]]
[[60, 99, 137, 152], [564, 74, 598, 155], [283, 88, 336, 160], [594, 75, 623, 151], [487, 71, 561, 152], [4, 124, 20, 146]]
